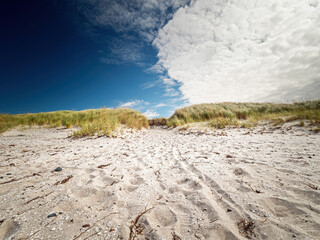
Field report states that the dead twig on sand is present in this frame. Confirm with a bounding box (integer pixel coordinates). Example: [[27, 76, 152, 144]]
[[97, 163, 112, 169], [83, 231, 99, 240], [16, 207, 36, 216], [306, 182, 319, 190], [261, 218, 267, 226], [0, 173, 41, 185], [128, 207, 154, 240], [194, 224, 201, 239], [24, 191, 54, 205], [44, 216, 58, 227], [73, 212, 119, 240], [19, 229, 40, 240], [171, 231, 182, 240], [154, 170, 160, 180], [54, 175, 73, 186], [248, 183, 263, 193]]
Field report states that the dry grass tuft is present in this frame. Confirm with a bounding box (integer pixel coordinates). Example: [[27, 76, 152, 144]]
[[0, 108, 148, 137]]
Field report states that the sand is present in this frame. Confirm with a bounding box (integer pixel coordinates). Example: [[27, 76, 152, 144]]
[[0, 123, 319, 240]]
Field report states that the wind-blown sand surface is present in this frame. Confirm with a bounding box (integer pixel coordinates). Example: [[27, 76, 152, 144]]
[[0, 124, 319, 240]]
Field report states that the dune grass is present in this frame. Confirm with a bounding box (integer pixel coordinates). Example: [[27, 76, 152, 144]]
[[167, 100, 320, 129], [1, 101, 319, 135], [0, 108, 148, 137], [148, 117, 168, 126]]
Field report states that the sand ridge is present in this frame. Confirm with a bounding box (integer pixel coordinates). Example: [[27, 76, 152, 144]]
[[0, 125, 319, 239]]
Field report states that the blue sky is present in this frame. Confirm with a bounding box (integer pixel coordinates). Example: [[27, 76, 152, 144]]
[[1, 0, 319, 118], [0, 0, 187, 117]]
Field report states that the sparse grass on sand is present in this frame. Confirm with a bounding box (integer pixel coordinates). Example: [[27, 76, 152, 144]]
[[0, 108, 148, 137], [167, 100, 320, 129]]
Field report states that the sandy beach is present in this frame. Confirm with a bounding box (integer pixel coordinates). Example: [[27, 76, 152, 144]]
[[0, 124, 319, 240]]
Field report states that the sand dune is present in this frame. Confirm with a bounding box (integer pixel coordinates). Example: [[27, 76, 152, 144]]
[[0, 124, 319, 239]]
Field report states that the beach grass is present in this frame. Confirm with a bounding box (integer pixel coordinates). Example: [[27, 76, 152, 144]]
[[0, 108, 148, 137], [148, 117, 168, 126], [167, 100, 320, 129], [1, 101, 319, 135]]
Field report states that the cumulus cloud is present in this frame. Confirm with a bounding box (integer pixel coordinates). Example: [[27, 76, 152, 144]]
[[153, 0, 320, 103], [143, 109, 159, 118]]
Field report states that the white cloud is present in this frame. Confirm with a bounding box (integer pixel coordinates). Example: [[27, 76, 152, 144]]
[[153, 0, 320, 103], [155, 103, 167, 108], [118, 100, 148, 108], [74, 0, 191, 64], [162, 77, 177, 86], [100, 40, 144, 65], [141, 79, 163, 89], [141, 76, 179, 98], [143, 109, 159, 118], [164, 86, 180, 97], [78, 0, 191, 41]]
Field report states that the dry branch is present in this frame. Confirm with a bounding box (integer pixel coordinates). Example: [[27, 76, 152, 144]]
[[154, 170, 160, 180], [73, 212, 119, 240], [0, 173, 40, 185], [128, 207, 154, 240], [54, 175, 73, 185], [97, 163, 112, 169], [172, 231, 182, 240], [248, 183, 263, 193], [24, 191, 54, 205]]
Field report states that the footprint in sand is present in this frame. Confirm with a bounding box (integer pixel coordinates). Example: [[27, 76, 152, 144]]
[[287, 187, 320, 205], [129, 175, 145, 185], [0, 219, 20, 240], [103, 176, 119, 186], [159, 182, 166, 190], [260, 197, 305, 217], [233, 167, 249, 177], [149, 205, 177, 227], [126, 185, 138, 192], [177, 178, 202, 191]]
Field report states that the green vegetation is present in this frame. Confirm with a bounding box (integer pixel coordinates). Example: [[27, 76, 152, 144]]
[[0, 108, 148, 137], [167, 100, 320, 129], [1, 101, 319, 135], [148, 117, 168, 126], [208, 117, 241, 129]]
